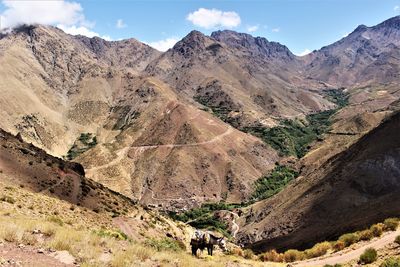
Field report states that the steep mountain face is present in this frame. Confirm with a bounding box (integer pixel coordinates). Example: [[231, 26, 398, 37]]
[[237, 111, 400, 251], [0, 25, 279, 209], [304, 16, 400, 87], [76, 35, 161, 73], [146, 30, 333, 128]]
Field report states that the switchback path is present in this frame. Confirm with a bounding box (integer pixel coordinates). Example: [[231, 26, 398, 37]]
[[86, 126, 233, 173]]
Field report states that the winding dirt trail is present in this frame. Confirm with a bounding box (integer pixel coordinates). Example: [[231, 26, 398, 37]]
[[225, 211, 240, 238], [86, 126, 233, 173], [294, 228, 400, 267]]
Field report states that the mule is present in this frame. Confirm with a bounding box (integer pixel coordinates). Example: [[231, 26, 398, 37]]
[[190, 231, 227, 256]]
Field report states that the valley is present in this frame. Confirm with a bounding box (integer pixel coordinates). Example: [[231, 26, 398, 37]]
[[0, 11, 400, 266]]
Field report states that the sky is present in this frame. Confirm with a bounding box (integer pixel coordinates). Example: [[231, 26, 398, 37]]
[[0, 0, 399, 55]]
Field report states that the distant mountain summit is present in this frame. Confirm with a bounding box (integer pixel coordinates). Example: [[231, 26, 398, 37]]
[[305, 16, 400, 87], [211, 30, 295, 61]]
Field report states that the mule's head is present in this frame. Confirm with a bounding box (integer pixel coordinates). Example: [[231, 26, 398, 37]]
[[218, 238, 227, 252]]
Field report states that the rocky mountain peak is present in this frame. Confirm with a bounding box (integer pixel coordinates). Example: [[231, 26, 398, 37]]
[[375, 15, 400, 30], [211, 29, 295, 61], [171, 30, 211, 57]]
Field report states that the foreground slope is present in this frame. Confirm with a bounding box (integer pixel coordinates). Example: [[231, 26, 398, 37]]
[[237, 111, 400, 251]]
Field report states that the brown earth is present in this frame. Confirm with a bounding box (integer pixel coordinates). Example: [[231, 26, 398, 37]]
[[237, 111, 400, 252]]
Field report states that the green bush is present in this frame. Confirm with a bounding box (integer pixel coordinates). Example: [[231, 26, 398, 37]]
[[359, 248, 377, 264], [95, 229, 128, 240], [358, 229, 374, 241], [283, 249, 305, 262], [384, 218, 399, 231], [305, 241, 331, 258], [395, 235, 400, 245], [380, 257, 400, 267], [338, 233, 359, 247], [370, 223, 385, 237]]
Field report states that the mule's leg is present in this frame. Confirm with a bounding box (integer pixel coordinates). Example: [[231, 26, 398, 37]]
[[192, 245, 197, 256], [210, 246, 213, 256]]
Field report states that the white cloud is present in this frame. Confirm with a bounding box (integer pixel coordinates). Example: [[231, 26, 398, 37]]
[[395, 6, 400, 12], [247, 25, 259, 32], [186, 8, 241, 29], [57, 24, 112, 41], [116, 19, 126, 29], [0, 0, 89, 30], [271, 28, 280, 33], [146, 37, 179, 52], [0, 0, 112, 40], [296, 49, 311, 57]]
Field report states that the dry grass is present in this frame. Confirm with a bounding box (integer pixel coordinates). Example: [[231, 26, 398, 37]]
[[0, 213, 270, 267], [283, 249, 305, 262], [304, 241, 331, 258]]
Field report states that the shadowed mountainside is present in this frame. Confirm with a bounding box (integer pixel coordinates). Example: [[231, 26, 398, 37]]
[[237, 111, 400, 251]]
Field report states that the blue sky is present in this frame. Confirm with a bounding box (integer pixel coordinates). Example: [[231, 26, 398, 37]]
[[1, 0, 399, 54]]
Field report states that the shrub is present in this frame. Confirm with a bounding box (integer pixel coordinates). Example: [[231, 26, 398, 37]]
[[144, 238, 184, 252], [380, 257, 400, 267], [305, 241, 331, 258], [384, 218, 399, 231], [283, 249, 305, 262], [395, 235, 400, 245], [243, 249, 254, 259], [359, 248, 377, 264], [96, 229, 128, 240], [338, 233, 359, 247], [260, 249, 283, 262], [370, 223, 385, 237], [0, 225, 21, 242], [47, 216, 64, 226], [333, 240, 345, 251], [21, 232, 37, 245], [231, 247, 244, 257], [0, 195, 16, 204], [358, 229, 374, 241]]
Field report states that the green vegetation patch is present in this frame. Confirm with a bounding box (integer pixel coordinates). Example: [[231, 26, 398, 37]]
[[169, 202, 243, 237], [243, 89, 348, 158], [65, 133, 97, 160], [381, 257, 400, 267], [193, 96, 237, 125], [359, 248, 378, 264], [95, 228, 128, 240], [250, 165, 298, 202]]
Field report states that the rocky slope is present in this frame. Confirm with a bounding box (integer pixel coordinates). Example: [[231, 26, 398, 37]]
[[304, 16, 400, 87], [145, 30, 333, 128], [0, 128, 192, 242], [237, 111, 400, 251], [0, 25, 279, 209]]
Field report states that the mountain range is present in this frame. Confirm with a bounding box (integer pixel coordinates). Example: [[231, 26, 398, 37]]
[[1, 15, 400, 253]]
